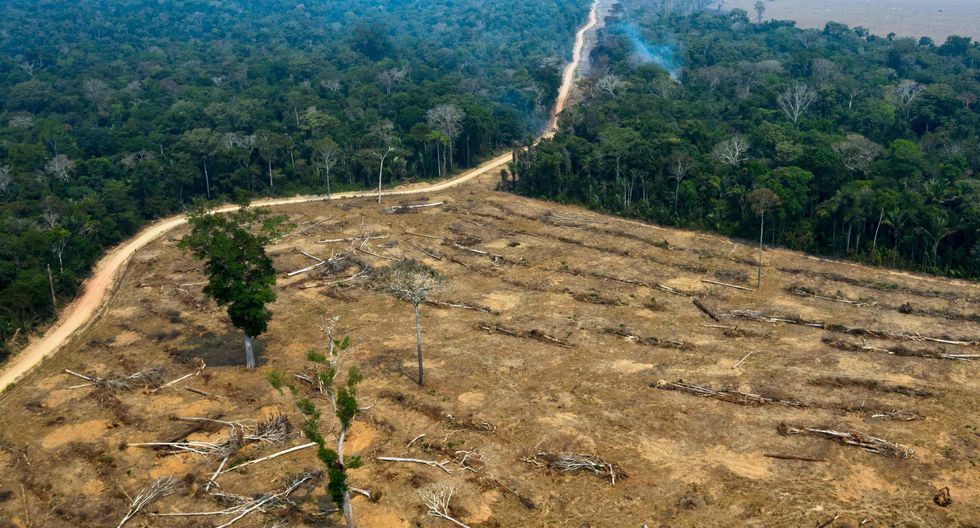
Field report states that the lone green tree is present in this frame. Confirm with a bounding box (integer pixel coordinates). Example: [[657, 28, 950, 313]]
[[748, 188, 782, 288], [179, 202, 284, 368], [295, 336, 362, 528], [386, 260, 444, 386]]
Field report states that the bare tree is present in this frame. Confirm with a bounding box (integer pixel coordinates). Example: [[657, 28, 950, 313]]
[[377, 66, 407, 95], [712, 135, 750, 167], [748, 188, 782, 287], [321, 79, 342, 93], [810, 58, 840, 90], [45, 154, 75, 182], [426, 104, 464, 169], [40, 207, 60, 230], [314, 138, 339, 196], [696, 65, 729, 91], [957, 92, 977, 110], [255, 130, 281, 190], [121, 150, 153, 171], [777, 83, 817, 126], [669, 154, 691, 213], [83, 79, 113, 113], [753, 0, 765, 23], [376, 146, 395, 205], [418, 483, 471, 528], [386, 260, 445, 386], [594, 74, 627, 99], [0, 165, 11, 194], [890, 79, 924, 120], [832, 134, 885, 174]]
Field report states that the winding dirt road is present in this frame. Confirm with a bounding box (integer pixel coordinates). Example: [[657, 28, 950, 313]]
[[0, 0, 604, 391]]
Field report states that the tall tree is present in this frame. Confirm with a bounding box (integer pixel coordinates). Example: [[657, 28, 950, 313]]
[[385, 260, 444, 386], [748, 188, 782, 287], [179, 203, 285, 368]]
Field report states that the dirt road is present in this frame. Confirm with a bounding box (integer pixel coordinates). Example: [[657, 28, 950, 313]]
[[0, 0, 602, 391], [547, 0, 602, 134]]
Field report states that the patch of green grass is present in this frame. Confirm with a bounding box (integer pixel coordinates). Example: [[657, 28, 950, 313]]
[[306, 349, 326, 363]]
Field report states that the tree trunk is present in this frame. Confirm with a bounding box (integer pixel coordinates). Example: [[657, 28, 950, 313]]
[[414, 305, 424, 386], [325, 165, 331, 197], [268, 159, 274, 189], [377, 152, 387, 205], [757, 214, 765, 288], [872, 207, 884, 252], [342, 491, 356, 528], [243, 333, 256, 369], [47, 264, 57, 311], [203, 159, 211, 200]]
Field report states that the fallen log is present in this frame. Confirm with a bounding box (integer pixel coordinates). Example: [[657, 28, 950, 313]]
[[604, 328, 692, 350], [777, 423, 913, 459], [653, 380, 808, 407], [763, 453, 825, 463], [693, 299, 721, 322], [476, 322, 573, 348], [809, 376, 935, 398], [821, 336, 979, 360], [702, 279, 754, 292], [384, 201, 444, 214], [727, 309, 980, 347]]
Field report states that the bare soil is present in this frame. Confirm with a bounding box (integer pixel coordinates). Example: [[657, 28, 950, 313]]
[[0, 173, 978, 527]]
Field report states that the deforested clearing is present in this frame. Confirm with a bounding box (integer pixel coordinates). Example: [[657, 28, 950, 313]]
[[0, 176, 978, 527]]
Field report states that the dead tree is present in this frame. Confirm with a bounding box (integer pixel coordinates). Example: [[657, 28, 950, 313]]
[[777, 83, 817, 126], [385, 260, 445, 385], [712, 135, 750, 167], [418, 483, 472, 528], [116, 477, 179, 528], [747, 188, 781, 287]]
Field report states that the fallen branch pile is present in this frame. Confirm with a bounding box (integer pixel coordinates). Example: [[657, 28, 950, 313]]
[[117, 476, 179, 528], [777, 423, 914, 459], [604, 328, 693, 350], [129, 413, 292, 459], [809, 376, 935, 398], [384, 201, 444, 214], [378, 391, 496, 433], [786, 285, 871, 306], [654, 380, 920, 420], [418, 483, 472, 528], [653, 380, 808, 407], [568, 289, 623, 306], [778, 267, 979, 303], [476, 322, 573, 348], [424, 299, 497, 314], [726, 310, 979, 347], [154, 470, 321, 527], [522, 452, 626, 485], [822, 336, 979, 360], [66, 367, 164, 391]]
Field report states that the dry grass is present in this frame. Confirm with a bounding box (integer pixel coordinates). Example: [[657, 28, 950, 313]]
[[0, 177, 978, 527]]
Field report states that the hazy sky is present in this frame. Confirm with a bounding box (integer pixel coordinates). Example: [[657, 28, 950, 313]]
[[725, 0, 980, 40]]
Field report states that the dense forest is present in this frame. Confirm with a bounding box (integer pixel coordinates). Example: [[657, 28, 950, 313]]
[[513, 2, 980, 279], [0, 0, 591, 358]]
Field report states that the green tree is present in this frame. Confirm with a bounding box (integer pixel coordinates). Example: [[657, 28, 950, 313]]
[[294, 337, 362, 528], [179, 203, 285, 368]]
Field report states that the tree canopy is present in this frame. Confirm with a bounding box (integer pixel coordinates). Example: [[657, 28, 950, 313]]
[[513, 2, 980, 279]]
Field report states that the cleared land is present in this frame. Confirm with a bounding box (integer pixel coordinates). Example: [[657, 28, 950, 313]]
[[727, 0, 980, 40], [0, 173, 978, 527]]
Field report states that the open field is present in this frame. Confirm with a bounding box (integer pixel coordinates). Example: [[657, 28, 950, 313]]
[[727, 0, 980, 40], [0, 172, 978, 527]]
